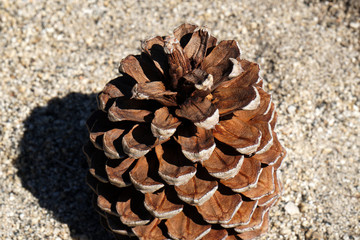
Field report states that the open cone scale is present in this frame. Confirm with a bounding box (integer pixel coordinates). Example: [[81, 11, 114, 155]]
[[85, 23, 286, 240]]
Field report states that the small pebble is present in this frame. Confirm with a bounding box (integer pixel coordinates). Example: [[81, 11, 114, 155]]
[[285, 202, 300, 215]]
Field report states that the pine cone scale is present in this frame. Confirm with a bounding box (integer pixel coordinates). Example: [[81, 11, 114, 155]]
[[220, 158, 262, 193], [221, 199, 258, 228], [132, 219, 166, 240], [200, 229, 228, 240], [195, 190, 242, 224], [129, 155, 164, 193], [236, 211, 270, 240], [202, 144, 244, 180], [105, 157, 135, 188], [241, 166, 275, 200], [119, 55, 151, 84], [165, 210, 211, 240], [234, 205, 271, 234], [103, 128, 126, 159], [116, 191, 152, 227], [176, 126, 216, 163], [213, 115, 262, 155], [257, 172, 281, 207], [201, 40, 240, 85], [144, 188, 183, 219], [155, 142, 197, 186], [174, 173, 218, 206], [183, 28, 209, 67], [173, 23, 198, 45], [106, 214, 134, 236]]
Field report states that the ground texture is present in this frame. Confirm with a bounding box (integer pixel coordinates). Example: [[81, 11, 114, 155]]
[[0, 0, 359, 239]]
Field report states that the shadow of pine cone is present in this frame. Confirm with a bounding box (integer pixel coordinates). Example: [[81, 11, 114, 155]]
[[14, 92, 114, 240]]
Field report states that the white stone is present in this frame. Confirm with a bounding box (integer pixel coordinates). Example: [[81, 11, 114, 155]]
[[285, 202, 300, 215]]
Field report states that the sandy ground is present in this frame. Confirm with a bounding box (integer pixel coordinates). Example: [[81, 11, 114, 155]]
[[0, 0, 359, 239]]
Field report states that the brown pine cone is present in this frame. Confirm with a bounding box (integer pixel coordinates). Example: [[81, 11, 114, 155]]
[[84, 23, 286, 240]]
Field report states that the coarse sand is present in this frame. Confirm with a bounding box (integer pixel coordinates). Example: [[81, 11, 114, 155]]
[[0, 0, 359, 239]]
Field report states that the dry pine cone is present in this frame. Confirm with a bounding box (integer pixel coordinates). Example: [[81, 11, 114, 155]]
[[84, 23, 286, 240]]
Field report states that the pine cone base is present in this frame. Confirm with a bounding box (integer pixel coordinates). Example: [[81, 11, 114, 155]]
[[85, 23, 286, 240]]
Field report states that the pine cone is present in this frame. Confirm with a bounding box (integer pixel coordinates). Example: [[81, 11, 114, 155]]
[[84, 23, 286, 240]]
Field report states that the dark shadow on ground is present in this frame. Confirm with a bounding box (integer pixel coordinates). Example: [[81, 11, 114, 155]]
[[14, 92, 114, 240]]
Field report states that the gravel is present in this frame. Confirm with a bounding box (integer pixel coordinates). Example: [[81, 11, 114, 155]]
[[0, 0, 359, 239]]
